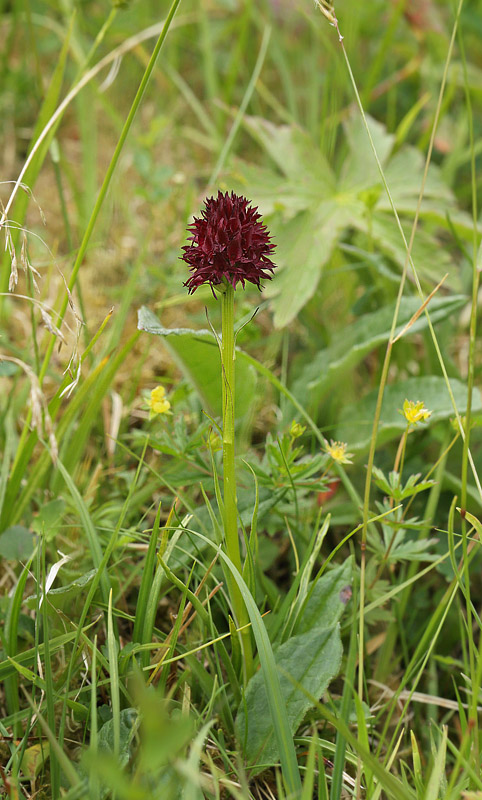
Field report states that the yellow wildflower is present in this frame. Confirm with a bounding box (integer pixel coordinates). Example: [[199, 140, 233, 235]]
[[402, 399, 432, 426], [149, 385, 171, 416], [324, 440, 353, 465]]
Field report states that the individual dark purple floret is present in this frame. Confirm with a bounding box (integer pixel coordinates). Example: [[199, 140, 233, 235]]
[[182, 191, 276, 295]]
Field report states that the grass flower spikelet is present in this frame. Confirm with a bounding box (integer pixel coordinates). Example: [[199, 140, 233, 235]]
[[182, 191, 276, 295]]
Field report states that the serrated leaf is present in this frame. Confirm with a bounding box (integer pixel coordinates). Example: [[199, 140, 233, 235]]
[[372, 466, 392, 495], [229, 113, 463, 326], [237, 486, 287, 526], [373, 469, 435, 502], [380, 147, 453, 209], [241, 116, 335, 189], [396, 476, 436, 502], [388, 538, 439, 562], [235, 625, 342, 767], [137, 306, 257, 419], [230, 161, 319, 217], [266, 205, 353, 328], [336, 376, 482, 452]]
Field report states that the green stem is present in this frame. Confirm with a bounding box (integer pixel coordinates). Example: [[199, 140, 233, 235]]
[[459, 21, 479, 742], [221, 283, 253, 683]]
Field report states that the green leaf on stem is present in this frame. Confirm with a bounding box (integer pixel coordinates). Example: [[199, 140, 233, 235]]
[[235, 624, 342, 768], [138, 306, 257, 419]]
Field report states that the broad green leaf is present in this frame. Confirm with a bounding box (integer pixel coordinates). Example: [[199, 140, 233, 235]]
[[235, 624, 342, 767], [0, 526, 35, 561], [292, 294, 466, 404], [265, 205, 353, 328], [335, 376, 482, 452], [365, 215, 456, 286], [340, 112, 395, 191], [230, 161, 318, 216], [294, 560, 353, 637], [181, 531, 302, 792], [137, 306, 257, 419], [97, 708, 138, 768], [31, 499, 66, 540], [380, 147, 453, 210], [20, 743, 50, 782], [26, 569, 97, 612], [0, 362, 20, 376]]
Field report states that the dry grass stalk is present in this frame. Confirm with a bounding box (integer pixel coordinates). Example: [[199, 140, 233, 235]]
[[0, 355, 58, 462]]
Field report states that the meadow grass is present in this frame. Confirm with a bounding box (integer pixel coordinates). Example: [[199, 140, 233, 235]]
[[1, 0, 482, 797]]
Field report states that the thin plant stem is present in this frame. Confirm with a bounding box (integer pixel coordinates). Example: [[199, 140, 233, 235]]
[[459, 21, 479, 755], [393, 426, 409, 481], [221, 283, 254, 683]]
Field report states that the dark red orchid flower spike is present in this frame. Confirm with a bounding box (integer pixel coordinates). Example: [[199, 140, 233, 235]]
[[182, 191, 276, 295]]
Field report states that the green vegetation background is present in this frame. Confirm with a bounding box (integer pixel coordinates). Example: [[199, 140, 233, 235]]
[[2, 0, 482, 798]]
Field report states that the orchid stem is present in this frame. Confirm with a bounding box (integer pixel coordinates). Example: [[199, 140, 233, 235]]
[[221, 282, 254, 684]]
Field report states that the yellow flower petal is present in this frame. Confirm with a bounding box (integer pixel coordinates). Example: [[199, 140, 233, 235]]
[[402, 399, 432, 426], [149, 385, 171, 415], [324, 440, 353, 465]]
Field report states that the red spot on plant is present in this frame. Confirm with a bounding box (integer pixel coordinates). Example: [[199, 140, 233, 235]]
[[317, 478, 340, 506], [339, 585, 352, 605]]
